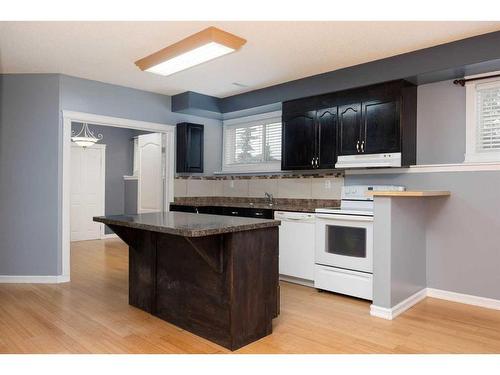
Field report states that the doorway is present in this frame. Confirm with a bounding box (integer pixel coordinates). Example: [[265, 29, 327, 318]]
[[62, 111, 175, 281]]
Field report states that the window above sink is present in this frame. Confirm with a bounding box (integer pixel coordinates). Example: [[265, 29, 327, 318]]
[[222, 111, 282, 173]]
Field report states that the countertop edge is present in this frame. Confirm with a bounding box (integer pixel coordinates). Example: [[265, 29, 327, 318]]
[[93, 216, 281, 238], [367, 190, 451, 197]]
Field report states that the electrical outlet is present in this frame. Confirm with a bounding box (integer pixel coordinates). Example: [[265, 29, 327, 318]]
[[230, 180, 235, 188], [325, 180, 331, 189]]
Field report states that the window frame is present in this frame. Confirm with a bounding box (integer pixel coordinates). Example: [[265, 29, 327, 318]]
[[465, 72, 500, 163], [221, 111, 282, 173]]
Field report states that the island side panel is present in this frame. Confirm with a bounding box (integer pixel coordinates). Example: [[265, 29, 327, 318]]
[[154, 233, 233, 349], [227, 226, 279, 350], [107, 225, 156, 313]]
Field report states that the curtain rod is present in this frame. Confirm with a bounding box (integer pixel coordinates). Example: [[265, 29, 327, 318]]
[[453, 73, 500, 86]]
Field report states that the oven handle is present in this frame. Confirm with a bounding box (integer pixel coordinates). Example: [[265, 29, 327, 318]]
[[315, 214, 373, 222]]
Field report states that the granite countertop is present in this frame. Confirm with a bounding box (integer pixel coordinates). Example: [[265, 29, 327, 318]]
[[172, 197, 340, 213], [94, 212, 280, 238]]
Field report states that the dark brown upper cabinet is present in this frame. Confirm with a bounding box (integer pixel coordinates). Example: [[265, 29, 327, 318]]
[[362, 100, 400, 155], [338, 99, 400, 156], [282, 80, 417, 169], [282, 111, 316, 170], [338, 103, 362, 156], [176, 122, 204, 173], [281, 107, 337, 170], [316, 108, 337, 168]]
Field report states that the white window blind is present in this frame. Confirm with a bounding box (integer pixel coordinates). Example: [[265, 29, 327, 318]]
[[222, 112, 282, 172], [476, 85, 500, 152], [465, 75, 500, 163]]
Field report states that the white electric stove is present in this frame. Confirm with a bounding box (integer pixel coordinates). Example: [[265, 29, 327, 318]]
[[314, 185, 405, 300]]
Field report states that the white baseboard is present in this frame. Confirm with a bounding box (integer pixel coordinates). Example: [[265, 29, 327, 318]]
[[102, 233, 118, 239], [427, 288, 500, 310], [0, 275, 70, 284], [371, 288, 500, 320], [370, 288, 427, 320]]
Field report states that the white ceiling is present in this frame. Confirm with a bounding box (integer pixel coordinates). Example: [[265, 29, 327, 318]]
[[1, 21, 500, 98]]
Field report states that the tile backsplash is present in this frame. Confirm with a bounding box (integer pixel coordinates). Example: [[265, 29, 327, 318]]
[[174, 173, 344, 200]]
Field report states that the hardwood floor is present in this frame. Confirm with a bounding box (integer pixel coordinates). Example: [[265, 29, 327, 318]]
[[1, 238, 500, 353]]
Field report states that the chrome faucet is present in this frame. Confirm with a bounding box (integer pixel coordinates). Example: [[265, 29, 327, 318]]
[[265, 192, 274, 206]]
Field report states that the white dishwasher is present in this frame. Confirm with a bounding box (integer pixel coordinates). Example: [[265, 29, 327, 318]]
[[274, 211, 316, 286]]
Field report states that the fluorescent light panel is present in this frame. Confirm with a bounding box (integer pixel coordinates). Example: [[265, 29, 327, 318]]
[[146, 42, 235, 76], [135, 27, 246, 77]]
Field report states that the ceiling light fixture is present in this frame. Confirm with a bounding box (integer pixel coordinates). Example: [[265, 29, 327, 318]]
[[135, 27, 246, 77], [71, 123, 103, 148]]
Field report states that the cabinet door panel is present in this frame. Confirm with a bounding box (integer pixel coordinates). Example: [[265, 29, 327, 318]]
[[176, 123, 204, 173], [362, 100, 400, 154], [282, 112, 316, 170], [338, 104, 362, 156], [187, 125, 204, 172], [317, 108, 337, 168]]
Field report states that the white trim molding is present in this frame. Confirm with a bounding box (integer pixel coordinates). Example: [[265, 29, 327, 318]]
[[0, 275, 70, 284], [427, 288, 500, 311], [370, 289, 427, 320], [62, 111, 175, 133], [371, 288, 500, 320]]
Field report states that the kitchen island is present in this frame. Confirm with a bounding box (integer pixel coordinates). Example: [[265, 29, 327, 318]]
[[93, 212, 280, 351]]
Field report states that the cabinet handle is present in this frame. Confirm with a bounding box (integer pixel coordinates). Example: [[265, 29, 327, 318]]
[[315, 157, 319, 168], [361, 141, 365, 153], [231, 211, 239, 215], [356, 140, 360, 153], [254, 212, 264, 216], [311, 158, 314, 167]]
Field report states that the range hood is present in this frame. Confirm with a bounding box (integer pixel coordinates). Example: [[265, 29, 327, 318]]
[[335, 153, 402, 169]]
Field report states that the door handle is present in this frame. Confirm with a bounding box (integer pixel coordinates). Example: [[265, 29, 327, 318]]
[[356, 140, 360, 153]]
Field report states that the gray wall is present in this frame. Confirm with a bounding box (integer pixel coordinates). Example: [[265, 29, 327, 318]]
[[124, 180, 138, 215], [60, 75, 222, 176], [0, 74, 61, 275], [416, 80, 466, 165], [0, 73, 221, 277], [71, 123, 140, 234]]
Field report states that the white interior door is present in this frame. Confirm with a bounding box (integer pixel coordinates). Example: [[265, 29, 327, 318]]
[[138, 133, 163, 213], [70, 144, 105, 241]]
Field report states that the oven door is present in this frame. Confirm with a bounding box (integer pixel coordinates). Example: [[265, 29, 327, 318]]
[[315, 213, 373, 273]]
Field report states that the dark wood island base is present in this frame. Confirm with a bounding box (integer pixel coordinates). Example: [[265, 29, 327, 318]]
[[95, 212, 280, 351]]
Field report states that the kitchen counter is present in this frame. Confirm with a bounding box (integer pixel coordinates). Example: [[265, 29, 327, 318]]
[[94, 211, 280, 237], [93, 211, 279, 350], [172, 197, 340, 213], [368, 190, 451, 197]]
